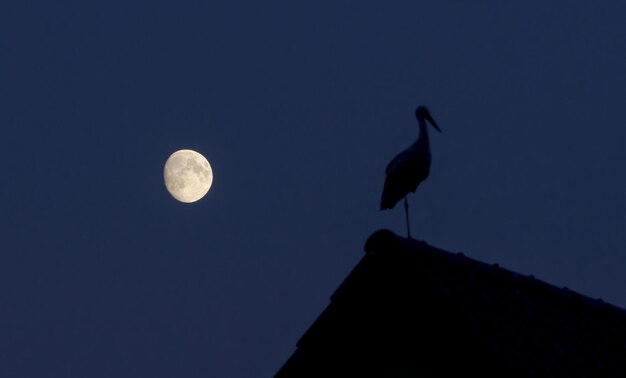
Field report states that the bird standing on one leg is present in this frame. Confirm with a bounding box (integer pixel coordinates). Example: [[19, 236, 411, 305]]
[[380, 106, 441, 238]]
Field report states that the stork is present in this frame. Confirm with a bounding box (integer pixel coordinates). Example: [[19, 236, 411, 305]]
[[380, 106, 441, 238]]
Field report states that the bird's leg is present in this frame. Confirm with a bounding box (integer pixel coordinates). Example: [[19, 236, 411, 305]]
[[404, 197, 411, 239]]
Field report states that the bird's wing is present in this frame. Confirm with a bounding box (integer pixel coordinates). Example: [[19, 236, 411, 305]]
[[385, 146, 418, 174]]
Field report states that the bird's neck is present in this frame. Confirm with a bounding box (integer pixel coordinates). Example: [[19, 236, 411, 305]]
[[416, 119, 429, 147]]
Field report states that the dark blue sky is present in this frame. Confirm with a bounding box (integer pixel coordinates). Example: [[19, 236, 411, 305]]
[[2, 1, 626, 377]]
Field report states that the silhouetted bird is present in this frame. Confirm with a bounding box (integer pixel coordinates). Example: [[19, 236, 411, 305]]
[[380, 106, 441, 238]]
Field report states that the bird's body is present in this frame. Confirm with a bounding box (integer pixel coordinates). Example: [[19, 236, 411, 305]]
[[380, 106, 441, 237], [380, 119, 432, 209]]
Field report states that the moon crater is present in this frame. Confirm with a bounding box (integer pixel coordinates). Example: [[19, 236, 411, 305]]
[[164, 149, 213, 203]]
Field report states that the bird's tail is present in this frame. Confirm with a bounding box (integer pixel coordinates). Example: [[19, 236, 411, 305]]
[[380, 179, 402, 210], [380, 195, 395, 210]]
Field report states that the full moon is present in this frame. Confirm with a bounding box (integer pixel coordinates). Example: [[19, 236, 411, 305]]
[[163, 149, 213, 203]]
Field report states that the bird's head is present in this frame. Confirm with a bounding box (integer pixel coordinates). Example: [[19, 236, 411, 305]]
[[416, 106, 441, 133]]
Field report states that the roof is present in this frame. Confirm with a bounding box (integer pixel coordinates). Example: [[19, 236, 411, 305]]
[[275, 229, 626, 377]]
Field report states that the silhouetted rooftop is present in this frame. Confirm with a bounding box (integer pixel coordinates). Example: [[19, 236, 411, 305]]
[[275, 229, 626, 377]]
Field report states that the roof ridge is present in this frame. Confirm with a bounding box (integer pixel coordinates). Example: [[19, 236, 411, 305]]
[[363, 229, 626, 315]]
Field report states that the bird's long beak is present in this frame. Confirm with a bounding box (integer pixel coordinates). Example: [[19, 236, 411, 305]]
[[426, 113, 441, 133]]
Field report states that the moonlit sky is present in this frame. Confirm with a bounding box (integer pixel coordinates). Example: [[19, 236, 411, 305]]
[[2, 1, 626, 377]]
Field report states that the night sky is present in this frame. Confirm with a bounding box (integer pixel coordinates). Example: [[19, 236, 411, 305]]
[[2, 1, 626, 377]]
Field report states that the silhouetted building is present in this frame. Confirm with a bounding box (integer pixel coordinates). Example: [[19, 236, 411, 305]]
[[275, 230, 626, 377]]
